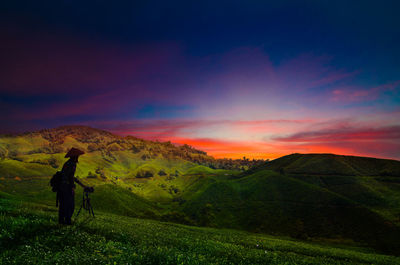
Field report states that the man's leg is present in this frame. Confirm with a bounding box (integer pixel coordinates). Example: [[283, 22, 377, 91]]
[[65, 189, 74, 225], [58, 191, 65, 224], [58, 205, 64, 224]]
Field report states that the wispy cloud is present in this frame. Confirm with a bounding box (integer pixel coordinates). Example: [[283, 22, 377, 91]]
[[330, 81, 400, 102], [274, 125, 400, 142], [93, 119, 314, 139]]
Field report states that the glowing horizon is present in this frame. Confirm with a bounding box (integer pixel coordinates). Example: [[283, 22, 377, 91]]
[[104, 117, 400, 160]]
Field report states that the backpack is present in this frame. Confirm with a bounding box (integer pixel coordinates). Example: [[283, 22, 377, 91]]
[[50, 171, 63, 192]]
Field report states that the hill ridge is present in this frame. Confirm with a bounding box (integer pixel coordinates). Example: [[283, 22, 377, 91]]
[[0, 125, 264, 178], [253, 153, 400, 177]]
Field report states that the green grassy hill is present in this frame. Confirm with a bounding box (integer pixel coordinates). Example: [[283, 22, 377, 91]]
[[252, 153, 400, 176], [0, 125, 262, 178], [0, 125, 241, 202], [182, 170, 400, 252], [0, 125, 219, 179], [2, 127, 400, 259], [180, 154, 400, 254]]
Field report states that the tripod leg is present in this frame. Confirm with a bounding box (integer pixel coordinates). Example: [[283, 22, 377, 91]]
[[88, 201, 95, 217], [86, 197, 94, 217], [91, 206, 95, 218], [76, 193, 85, 218], [76, 204, 83, 218]]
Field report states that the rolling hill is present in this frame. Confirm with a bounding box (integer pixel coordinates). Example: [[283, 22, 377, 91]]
[[0, 125, 252, 201], [1, 126, 400, 255], [251, 153, 400, 177], [180, 154, 400, 253]]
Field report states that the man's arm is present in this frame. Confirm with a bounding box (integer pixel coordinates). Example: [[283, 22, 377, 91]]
[[74, 177, 87, 189]]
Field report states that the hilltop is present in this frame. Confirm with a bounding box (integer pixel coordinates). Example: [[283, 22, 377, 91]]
[[0, 125, 263, 173], [252, 153, 400, 177], [0, 125, 263, 202], [1, 125, 214, 165]]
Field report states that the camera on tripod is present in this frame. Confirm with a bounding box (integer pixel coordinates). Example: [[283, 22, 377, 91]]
[[75, 178, 95, 218], [84, 186, 94, 193]]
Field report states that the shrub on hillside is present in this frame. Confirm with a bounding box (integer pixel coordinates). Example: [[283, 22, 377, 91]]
[[141, 154, 150, 160], [166, 175, 175, 181], [48, 158, 58, 168], [8, 150, 18, 159], [136, 170, 153, 178], [30, 159, 48, 165], [168, 186, 179, 194], [87, 144, 99, 152], [131, 145, 140, 153], [158, 170, 167, 176], [87, 171, 98, 178], [95, 167, 106, 179]]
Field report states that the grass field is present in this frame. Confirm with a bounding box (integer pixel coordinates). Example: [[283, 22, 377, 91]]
[[2, 197, 400, 265]]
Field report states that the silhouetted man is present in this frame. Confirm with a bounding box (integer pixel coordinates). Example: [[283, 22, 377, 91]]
[[58, 148, 85, 225]]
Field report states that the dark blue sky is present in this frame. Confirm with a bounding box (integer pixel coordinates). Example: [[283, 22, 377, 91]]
[[2, 1, 399, 68]]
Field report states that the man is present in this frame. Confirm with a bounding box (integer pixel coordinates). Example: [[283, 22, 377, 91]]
[[58, 147, 85, 225]]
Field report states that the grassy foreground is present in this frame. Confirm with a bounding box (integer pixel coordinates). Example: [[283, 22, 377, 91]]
[[1, 198, 399, 265]]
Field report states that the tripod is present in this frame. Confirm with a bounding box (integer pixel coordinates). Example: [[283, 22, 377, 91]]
[[76, 191, 95, 218]]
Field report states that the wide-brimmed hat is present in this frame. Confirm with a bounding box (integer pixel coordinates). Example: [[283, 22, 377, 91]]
[[65, 148, 85, 158]]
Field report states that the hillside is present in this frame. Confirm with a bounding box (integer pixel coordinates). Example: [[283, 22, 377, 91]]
[[0, 125, 215, 173], [0, 125, 263, 172], [252, 153, 400, 177], [1, 127, 400, 255], [180, 154, 400, 254], [0, 125, 254, 201], [2, 197, 400, 264]]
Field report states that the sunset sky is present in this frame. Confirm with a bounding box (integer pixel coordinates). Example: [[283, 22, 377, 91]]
[[1, 1, 399, 160]]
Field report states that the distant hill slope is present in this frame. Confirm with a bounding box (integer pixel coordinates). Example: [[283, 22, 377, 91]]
[[0, 125, 243, 201], [0, 125, 214, 180], [250, 153, 400, 177], [0, 125, 214, 165], [0, 125, 261, 174], [181, 154, 400, 253]]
